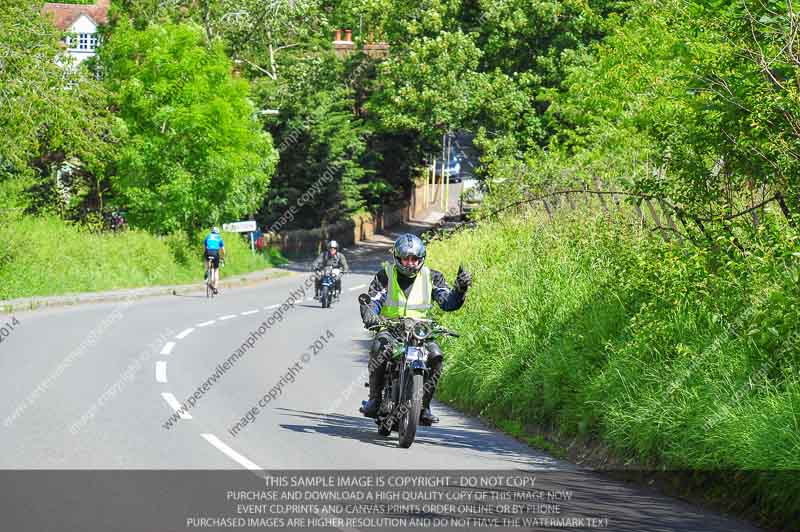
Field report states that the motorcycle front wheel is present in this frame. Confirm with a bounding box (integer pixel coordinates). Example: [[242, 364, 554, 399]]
[[398, 372, 423, 448], [320, 286, 329, 308]]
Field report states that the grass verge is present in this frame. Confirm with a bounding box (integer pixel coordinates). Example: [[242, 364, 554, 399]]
[[0, 214, 286, 301], [427, 206, 800, 531]]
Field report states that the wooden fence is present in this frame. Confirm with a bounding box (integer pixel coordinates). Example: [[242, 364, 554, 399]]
[[482, 183, 796, 249]]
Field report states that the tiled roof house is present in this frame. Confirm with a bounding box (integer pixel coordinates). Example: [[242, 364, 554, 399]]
[[42, 0, 110, 65]]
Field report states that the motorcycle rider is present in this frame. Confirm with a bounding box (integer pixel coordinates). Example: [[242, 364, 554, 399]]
[[359, 233, 472, 425], [313, 240, 350, 298]]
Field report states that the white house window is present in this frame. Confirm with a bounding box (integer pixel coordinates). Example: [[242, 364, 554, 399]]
[[68, 33, 97, 51]]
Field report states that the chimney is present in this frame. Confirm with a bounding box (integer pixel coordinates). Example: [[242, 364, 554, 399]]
[[363, 30, 390, 60], [333, 28, 355, 58]]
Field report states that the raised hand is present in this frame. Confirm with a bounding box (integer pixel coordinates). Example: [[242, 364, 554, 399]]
[[455, 264, 472, 292]]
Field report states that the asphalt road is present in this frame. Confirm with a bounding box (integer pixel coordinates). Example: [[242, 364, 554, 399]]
[[0, 204, 762, 532]]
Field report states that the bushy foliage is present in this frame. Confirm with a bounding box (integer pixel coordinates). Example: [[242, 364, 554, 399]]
[[100, 21, 278, 234], [0, 0, 115, 210], [428, 208, 800, 527], [0, 213, 279, 300]]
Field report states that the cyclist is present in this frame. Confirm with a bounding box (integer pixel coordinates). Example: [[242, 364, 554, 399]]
[[204, 227, 225, 294]]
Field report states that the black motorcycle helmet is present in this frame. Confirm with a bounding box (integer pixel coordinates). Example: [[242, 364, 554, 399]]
[[393, 234, 426, 278]]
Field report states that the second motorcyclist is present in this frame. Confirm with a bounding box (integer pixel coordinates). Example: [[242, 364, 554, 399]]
[[313, 240, 350, 299]]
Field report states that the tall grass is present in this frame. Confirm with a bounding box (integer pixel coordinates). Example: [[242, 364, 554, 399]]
[[428, 207, 800, 529], [0, 214, 284, 300]]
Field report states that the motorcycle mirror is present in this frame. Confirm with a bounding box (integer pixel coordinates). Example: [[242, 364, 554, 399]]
[[358, 293, 371, 306]]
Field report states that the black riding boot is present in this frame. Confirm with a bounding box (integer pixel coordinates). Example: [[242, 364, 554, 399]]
[[360, 372, 384, 418], [421, 346, 443, 425], [361, 340, 389, 417]]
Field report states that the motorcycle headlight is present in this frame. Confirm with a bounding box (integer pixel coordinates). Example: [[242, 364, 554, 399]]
[[411, 322, 431, 341]]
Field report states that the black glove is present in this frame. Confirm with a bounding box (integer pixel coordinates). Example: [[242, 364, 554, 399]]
[[363, 314, 382, 329], [361, 304, 381, 328], [454, 265, 472, 292]]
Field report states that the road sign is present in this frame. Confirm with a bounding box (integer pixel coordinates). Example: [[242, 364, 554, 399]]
[[223, 221, 257, 233]]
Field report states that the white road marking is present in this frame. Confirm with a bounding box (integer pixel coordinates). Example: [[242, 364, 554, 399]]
[[161, 393, 191, 419], [241, 310, 259, 316], [155, 361, 168, 383], [175, 328, 195, 339], [219, 314, 237, 321], [201, 434, 260, 471], [265, 304, 280, 310], [349, 284, 367, 291], [160, 342, 176, 355], [197, 320, 216, 327], [306, 297, 315, 301]]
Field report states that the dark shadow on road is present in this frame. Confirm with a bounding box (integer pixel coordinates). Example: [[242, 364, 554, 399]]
[[273, 408, 760, 531], [276, 409, 398, 448], [274, 407, 559, 467]]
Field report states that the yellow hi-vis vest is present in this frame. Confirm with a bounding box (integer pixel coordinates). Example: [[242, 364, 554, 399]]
[[380, 262, 433, 318]]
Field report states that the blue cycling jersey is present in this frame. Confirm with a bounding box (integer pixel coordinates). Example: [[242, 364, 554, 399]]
[[205, 233, 224, 251]]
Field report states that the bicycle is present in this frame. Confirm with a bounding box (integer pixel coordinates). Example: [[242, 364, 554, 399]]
[[205, 255, 220, 298]]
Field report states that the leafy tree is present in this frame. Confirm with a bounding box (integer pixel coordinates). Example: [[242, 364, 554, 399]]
[[331, 0, 460, 42], [100, 21, 277, 233], [546, 0, 800, 220], [0, 0, 115, 214], [370, 31, 480, 138], [256, 53, 369, 229]]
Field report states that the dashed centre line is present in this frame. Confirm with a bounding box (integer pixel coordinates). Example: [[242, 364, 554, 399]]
[[241, 310, 259, 316], [197, 320, 216, 327], [161, 393, 191, 419], [201, 434, 261, 471], [176, 328, 195, 339], [349, 284, 367, 291], [160, 342, 176, 355], [155, 361, 168, 383], [219, 314, 237, 321]]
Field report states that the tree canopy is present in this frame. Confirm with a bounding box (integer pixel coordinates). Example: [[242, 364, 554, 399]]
[[3, 0, 799, 233], [100, 20, 277, 233]]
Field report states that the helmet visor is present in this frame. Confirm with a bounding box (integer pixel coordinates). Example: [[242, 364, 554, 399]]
[[400, 255, 421, 267]]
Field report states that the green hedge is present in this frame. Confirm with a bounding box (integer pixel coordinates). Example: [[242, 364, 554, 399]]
[[428, 207, 800, 530], [0, 214, 284, 300]]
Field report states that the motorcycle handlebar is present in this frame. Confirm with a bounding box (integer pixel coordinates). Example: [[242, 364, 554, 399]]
[[366, 318, 459, 338]]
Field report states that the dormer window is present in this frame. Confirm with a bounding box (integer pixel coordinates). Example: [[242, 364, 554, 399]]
[[68, 33, 98, 51]]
